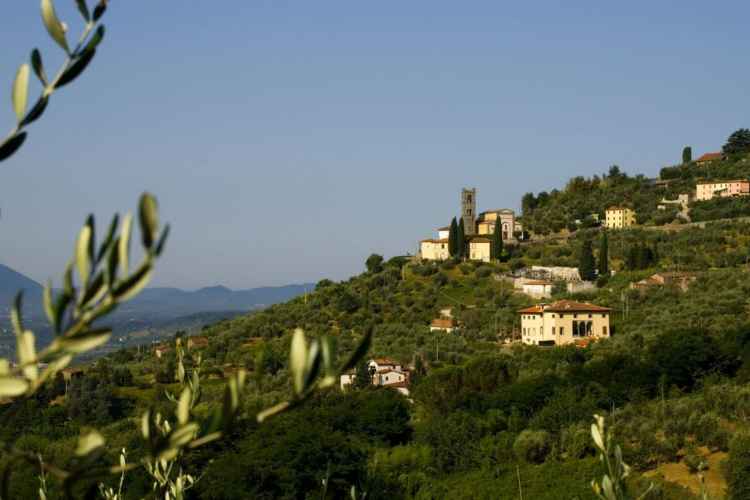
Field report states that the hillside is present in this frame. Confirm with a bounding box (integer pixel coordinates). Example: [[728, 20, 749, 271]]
[[521, 150, 750, 234], [4, 216, 749, 497]]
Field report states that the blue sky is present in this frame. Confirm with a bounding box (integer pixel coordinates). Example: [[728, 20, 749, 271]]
[[0, 1, 748, 289]]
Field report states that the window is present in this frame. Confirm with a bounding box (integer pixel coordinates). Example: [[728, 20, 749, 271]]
[[573, 314, 578, 318], [552, 327, 556, 335], [559, 327, 564, 336], [603, 326, 608, 336], [588, 314, 592, 318]]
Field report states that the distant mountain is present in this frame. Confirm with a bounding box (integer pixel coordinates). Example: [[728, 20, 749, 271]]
[[0, 263, 314, 324], [0, 264, 43, 319], [115, 283, 316, 319]]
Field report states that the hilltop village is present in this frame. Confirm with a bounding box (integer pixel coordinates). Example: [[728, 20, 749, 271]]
[[413, 133, 750, 351]]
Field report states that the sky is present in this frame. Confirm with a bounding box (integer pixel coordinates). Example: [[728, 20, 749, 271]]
[[0, 1, 748, 289]]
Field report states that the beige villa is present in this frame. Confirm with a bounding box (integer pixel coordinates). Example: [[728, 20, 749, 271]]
[[605, 207, 636, 229], [518, 300, 611, 346]]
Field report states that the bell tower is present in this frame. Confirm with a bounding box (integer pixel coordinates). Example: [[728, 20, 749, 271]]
[[461, 188, 476, 235]]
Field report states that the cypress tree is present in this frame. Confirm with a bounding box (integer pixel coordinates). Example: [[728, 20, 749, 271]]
[[353, 361, 372, 389], [448, 218, 458, 257], [598, 232, 609, 276], [491, 219, 504, 260], [682, 146, 692, 164], [457, 218, 466, 258], [578, 239, 597, 281]]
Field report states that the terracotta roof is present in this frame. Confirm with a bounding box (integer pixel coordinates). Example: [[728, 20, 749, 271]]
[[437, 226, 451, 231], [470, 237, 491, 244], [431, 318, 455, 328], [522, 280, 552, 286], [606, 206, 632, 211], [421, 238, 449, 243], [519, 300, 611, 314], [696, 152, 723, 162], [518, 305, 545, 314], [372, 357, 399, 365]]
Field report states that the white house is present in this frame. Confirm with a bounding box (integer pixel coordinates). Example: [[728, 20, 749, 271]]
[[521, 280, 553, 299], [340, 358, 411, 396]]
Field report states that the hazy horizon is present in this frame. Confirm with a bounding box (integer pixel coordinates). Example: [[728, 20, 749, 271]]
[[2, 1, 748, 288]]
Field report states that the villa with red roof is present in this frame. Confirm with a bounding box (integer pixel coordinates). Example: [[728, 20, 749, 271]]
[[695, 152, 724, 165], [518, 300, 611, 346]]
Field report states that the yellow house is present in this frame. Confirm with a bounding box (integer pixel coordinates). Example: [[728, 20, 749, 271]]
[[469, 237, 491, 262], [518, 300, 611, 346], [604, 207, 636, 229], [420, 239, 450, 261]]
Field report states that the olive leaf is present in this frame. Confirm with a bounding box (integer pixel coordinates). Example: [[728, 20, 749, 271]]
[[40, 0, 70, 53], [12, 64, 30, 123]]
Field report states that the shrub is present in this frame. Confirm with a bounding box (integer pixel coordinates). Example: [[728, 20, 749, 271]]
[[513, 429, 552, 464], [476, 267, 492, 278], [459, 263, 473, 275], [433, 273, 449, 287], [727, 433, 750, 499]]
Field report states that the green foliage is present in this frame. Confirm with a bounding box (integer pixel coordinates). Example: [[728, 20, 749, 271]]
[[457, 218, 466, 258], [579, 239, 597, 281], [599, 232, 609, 276], [491, 219, 504, 260], [449, 217, 459, 257], [723, 128, 750, 156], [353, 360, 372, 389], [365, 253, 384, 274], [513, 429, 552, 464], [682, 146, 692, 164], [728, 433, 750, 499]]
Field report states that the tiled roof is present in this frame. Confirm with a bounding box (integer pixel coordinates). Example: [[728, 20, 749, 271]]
[[696, 152, 723, 162], [372, 357, 399, 365], [519, 300, 611, 314], [523, 280, 552, 286], [470, 238, 491, 244], [421, 238, 449, 243], [431, 318, 455, 328], [437, 226, 451, 231]]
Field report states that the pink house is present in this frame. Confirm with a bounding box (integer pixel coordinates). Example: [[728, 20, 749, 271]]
[[695, 180, 750, 201]]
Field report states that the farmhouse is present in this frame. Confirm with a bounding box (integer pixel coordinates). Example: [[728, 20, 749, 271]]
[[430, 318, 456, 333], [518, 300, 611, 346], [420, 238, 450, 261], [187, 336, 209, 350], [695, 152, 723, 165], [339, 358, 411, 396], [604, 207, 636, 229], [468, 237, 491, 262]]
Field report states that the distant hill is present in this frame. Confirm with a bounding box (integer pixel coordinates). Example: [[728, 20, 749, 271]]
[[0, 262, 314, 328], [0, 264, 44, 320], [114, 283, 316, 319]]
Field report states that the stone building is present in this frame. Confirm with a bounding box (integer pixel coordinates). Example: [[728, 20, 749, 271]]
[[461, 188, 477, 236], [468, 237, 491, 262], [476, 209, 520, 240]]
